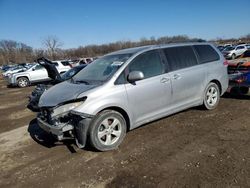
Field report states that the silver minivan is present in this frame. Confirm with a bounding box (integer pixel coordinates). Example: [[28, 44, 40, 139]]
[[37, 43, 228, 151]]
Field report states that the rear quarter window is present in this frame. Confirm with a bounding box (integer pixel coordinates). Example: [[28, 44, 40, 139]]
[[194, 45, 220, 64]]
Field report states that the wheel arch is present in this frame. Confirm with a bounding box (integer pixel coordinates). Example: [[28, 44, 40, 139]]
[[99, 106, 131, 131], [209, 79, 222, 95], [16, 75, 30, 85]]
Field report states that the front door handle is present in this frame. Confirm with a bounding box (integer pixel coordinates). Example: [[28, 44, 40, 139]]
[[173, 74, 181, 80], [160, 77, 170, 83]]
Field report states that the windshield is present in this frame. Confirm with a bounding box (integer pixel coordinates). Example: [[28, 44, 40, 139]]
[[224, 46, 235, 51], [73, 53, 132, 83], [61, 66, 85, 80]]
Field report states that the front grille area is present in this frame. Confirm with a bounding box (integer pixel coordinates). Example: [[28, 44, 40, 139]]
[[40, 108, 54, 124]]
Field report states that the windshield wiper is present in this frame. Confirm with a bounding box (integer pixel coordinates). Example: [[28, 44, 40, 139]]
[[74, 80, 90, 85]]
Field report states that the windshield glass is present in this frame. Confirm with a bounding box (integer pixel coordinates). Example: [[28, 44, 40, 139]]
[[61, 66, 84, 80], [73, 53, 132, 83], [224, 46, 235, 51]]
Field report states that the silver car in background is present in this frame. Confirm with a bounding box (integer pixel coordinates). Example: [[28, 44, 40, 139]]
[[37, 43, 228, 151]]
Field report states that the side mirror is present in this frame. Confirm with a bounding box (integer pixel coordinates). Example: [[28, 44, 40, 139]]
[[32, 68, 35, 71], [128, 71, 144, 83]]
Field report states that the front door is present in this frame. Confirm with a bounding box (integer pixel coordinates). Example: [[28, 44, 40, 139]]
[[30, 65, 49, 81], [124, 50, 172, 127]]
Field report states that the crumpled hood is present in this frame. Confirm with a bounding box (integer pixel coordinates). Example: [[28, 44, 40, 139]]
[[39, 81, 97, 107]]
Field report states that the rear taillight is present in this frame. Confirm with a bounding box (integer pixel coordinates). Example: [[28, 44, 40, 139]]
[[235, 76, 247, 83], [223, 60, 229, 66]]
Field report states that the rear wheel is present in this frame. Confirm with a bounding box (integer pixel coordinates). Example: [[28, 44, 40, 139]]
[[89, 110, 127, 151], [203, 82, 220, 110], [239, 87, 249, 95], [17, 77, 29, 87]]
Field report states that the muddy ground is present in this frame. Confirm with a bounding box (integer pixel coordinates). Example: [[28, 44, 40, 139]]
[[0, 72, 250, 188]]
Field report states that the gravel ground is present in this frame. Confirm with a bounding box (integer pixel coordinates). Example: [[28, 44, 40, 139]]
[[0, 73, 250, 188]]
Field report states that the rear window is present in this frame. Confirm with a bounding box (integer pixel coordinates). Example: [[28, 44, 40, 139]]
[[163, 46, 198, 71], [194, 45, 220, 64]]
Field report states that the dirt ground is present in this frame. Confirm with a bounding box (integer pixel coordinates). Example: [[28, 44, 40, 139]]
[[0, 71, 250, 188]]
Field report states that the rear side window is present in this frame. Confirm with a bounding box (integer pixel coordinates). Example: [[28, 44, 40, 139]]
[[163, 46, 198, 71], [194, 45, 220, 64], [129, 50, 164, 79]]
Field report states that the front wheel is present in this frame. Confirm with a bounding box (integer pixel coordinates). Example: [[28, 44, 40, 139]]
[[88, 110, 127, 151], [203, 82, 220, 110], [17, 77, 29, 87]]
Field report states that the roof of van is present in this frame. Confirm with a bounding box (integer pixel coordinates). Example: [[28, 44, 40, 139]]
[[107, 42, 212, 55], [107, 45, 154, 55]]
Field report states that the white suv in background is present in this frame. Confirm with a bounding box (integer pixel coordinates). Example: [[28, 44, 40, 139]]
[[222, 45, 248, 59], [7, 61, 71, 87]]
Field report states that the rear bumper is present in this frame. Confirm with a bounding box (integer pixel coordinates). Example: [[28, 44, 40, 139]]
[[227, 81, 250, 93]]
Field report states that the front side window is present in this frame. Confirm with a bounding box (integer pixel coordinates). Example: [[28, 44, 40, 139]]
[[163, 46, 198, 71], [128, 50, 164, 79]]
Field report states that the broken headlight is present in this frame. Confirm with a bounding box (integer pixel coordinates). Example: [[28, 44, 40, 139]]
[[51, 101, 84, 118]]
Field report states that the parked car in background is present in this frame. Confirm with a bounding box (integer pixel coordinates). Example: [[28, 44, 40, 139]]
[[217, 45, 225, 51], [227, 61, 250, 94], [54, 60, 73, 68], [36, 43, 228, 151], [77, 57, 94, 65], [2, 64, 32, 77], [1, 64, 15, 72], [224, 44, 233, 48], [222, 45, 248, 59], [6, 59, 71, 87], [27, 61, 87, 112]]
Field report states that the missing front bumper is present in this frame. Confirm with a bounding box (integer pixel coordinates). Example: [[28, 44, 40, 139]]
[[37, 113, 92, 148]]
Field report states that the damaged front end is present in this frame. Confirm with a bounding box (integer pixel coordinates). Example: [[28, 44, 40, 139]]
[[37, 98, 93, 148], [27, 84, 50, 112]]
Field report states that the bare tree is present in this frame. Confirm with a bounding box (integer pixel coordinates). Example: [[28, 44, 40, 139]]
[[0, 40, 34, 65], [42, 35, 63, 60]]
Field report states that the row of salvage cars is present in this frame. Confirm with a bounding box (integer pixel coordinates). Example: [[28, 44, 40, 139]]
[[3, 43, 250, 151], [228, 61, 250, 95]]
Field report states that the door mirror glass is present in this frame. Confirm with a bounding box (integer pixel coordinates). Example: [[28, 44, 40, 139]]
[[128, 71, 144, 82]]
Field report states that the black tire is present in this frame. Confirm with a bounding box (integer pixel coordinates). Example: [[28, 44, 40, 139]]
[[203, 82, 220, 110], [17, 77, 29, 87], [231, 53, 236, 60], [239, 87, 249, 95], [88, 110, 127, 151]]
